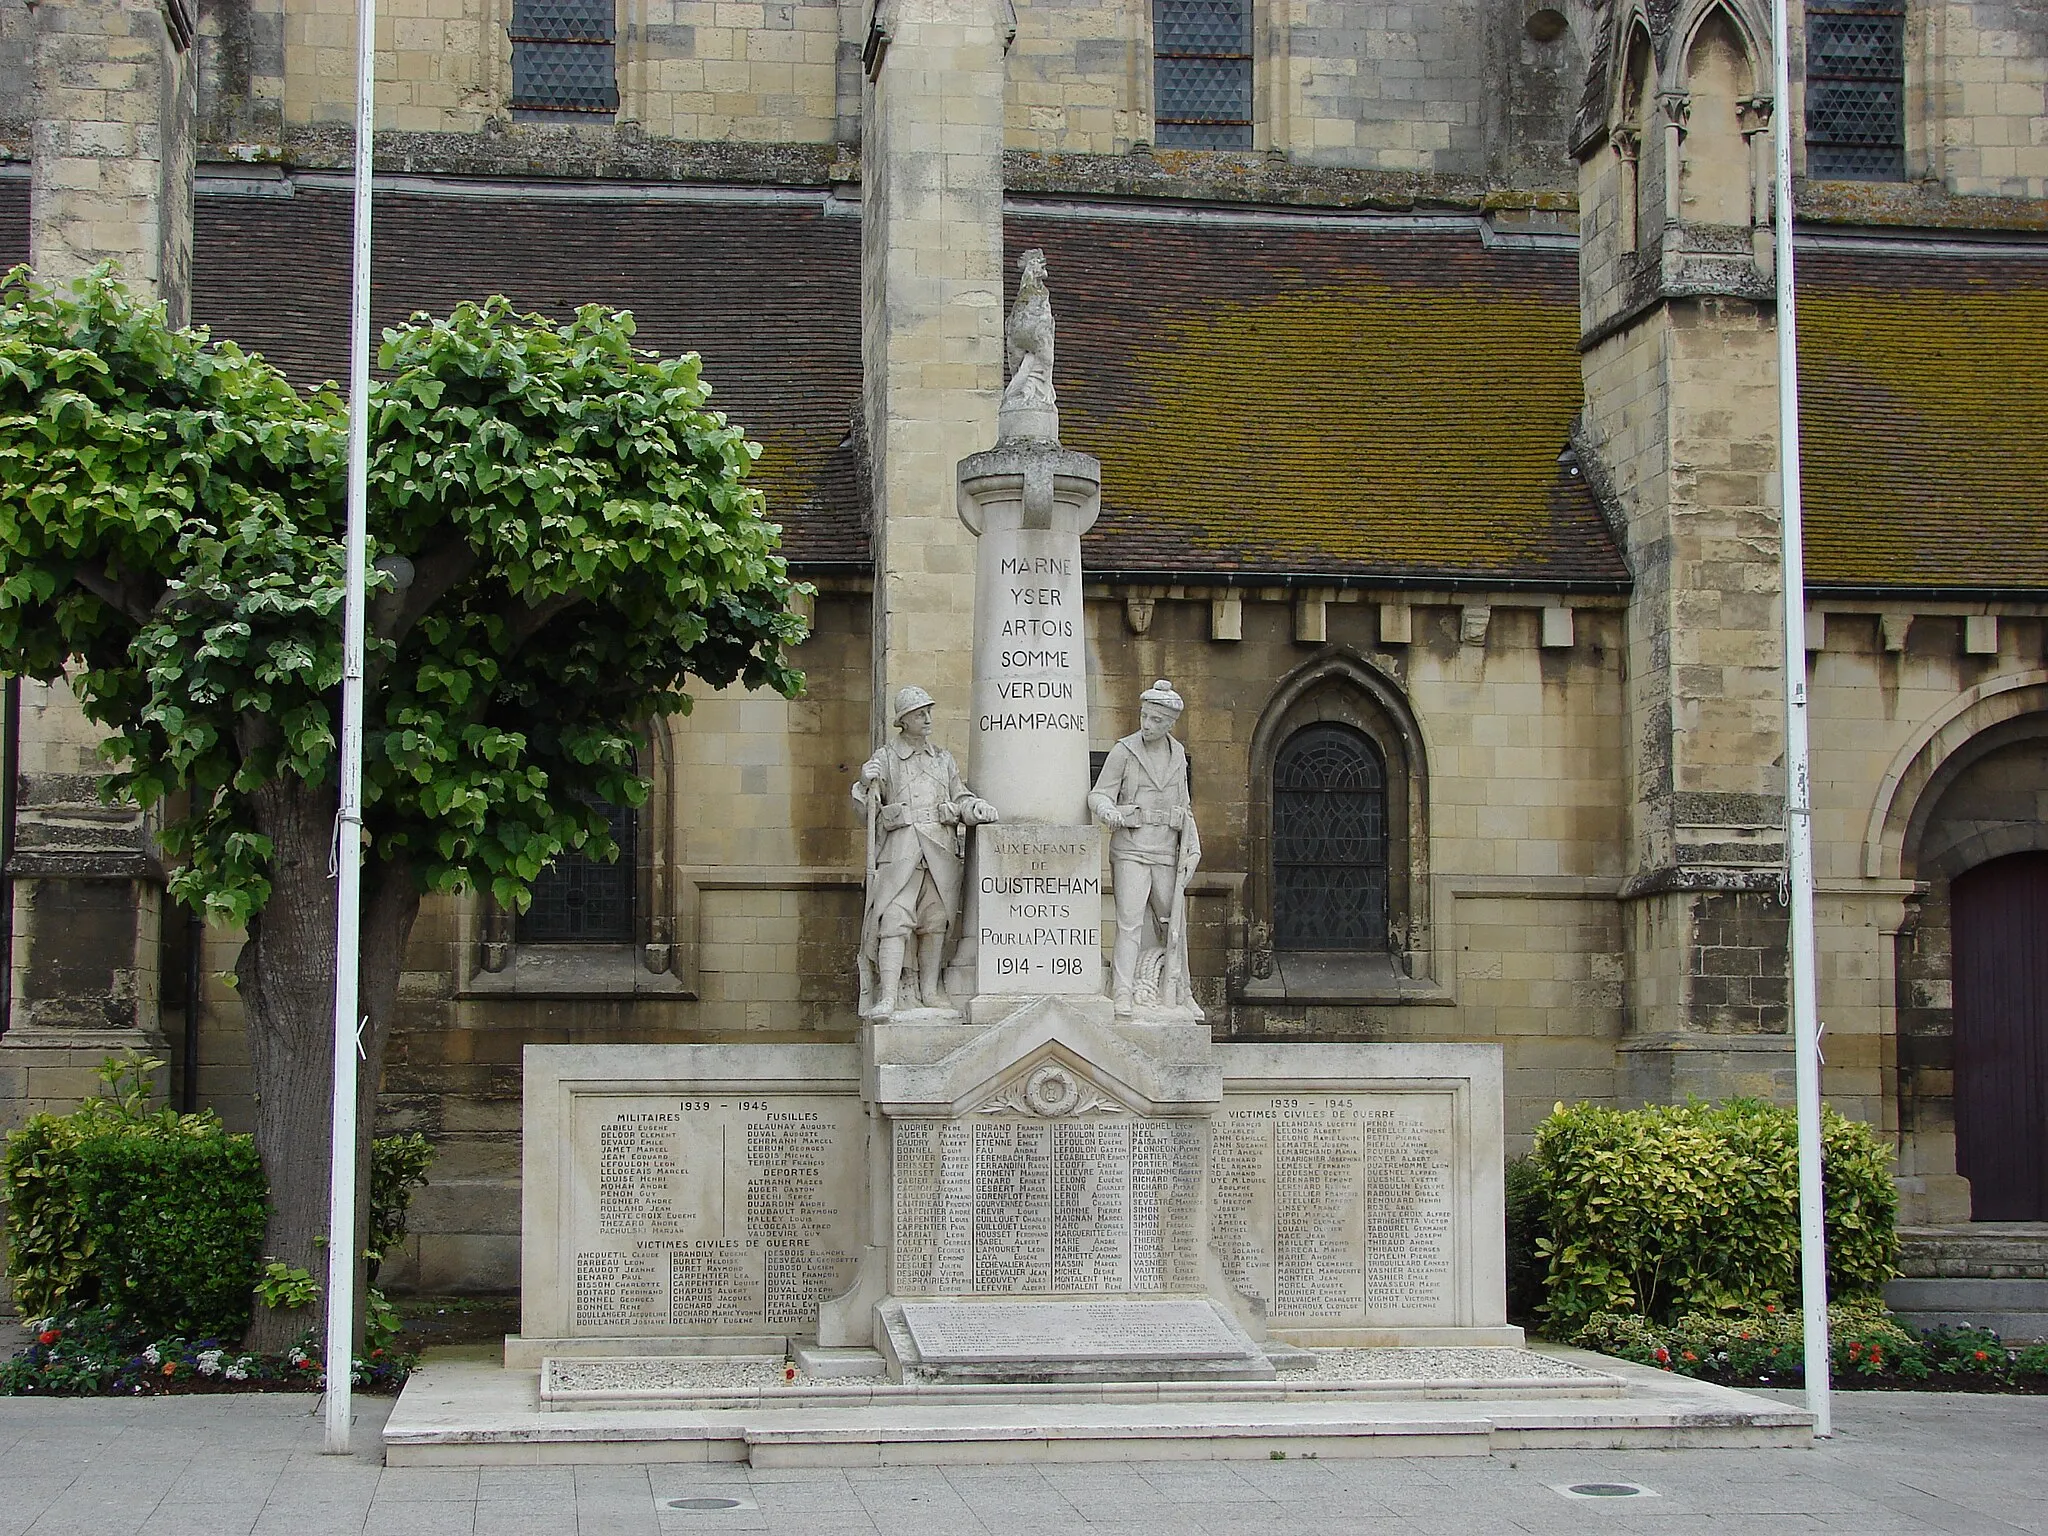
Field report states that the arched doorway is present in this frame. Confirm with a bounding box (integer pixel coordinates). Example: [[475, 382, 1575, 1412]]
[[1953, 852, 2048, 1220]]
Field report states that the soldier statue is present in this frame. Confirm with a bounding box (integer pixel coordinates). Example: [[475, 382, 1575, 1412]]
[[853, 686, 999, 1018], [1088, 679, 1203, 1019]]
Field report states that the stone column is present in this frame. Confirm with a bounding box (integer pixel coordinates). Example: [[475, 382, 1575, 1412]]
[[1576, 52, 1793, 1106], [955, 382, 1106, 1009], [859, 0, 1009, 741], [3, 3, 189, 1136], [28, 0, 196, 320]]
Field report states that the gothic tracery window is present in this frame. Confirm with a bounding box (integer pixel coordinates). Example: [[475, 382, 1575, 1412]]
[[1272, 723, 1388, 951]]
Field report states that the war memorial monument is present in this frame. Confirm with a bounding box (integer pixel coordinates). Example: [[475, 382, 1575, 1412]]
[[385, 259, 1812, 1464]]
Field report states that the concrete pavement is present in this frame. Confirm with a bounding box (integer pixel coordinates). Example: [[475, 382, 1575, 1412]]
[[0, 1383, 2044, 1534]]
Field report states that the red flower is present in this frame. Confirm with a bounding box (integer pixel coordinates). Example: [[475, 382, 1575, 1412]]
[[1682, 1350, 1697, 1362], [1869, 1347, 1883, 1365], [1975, 1350, 1989, 1362], [1849, 1341, 1862, 1353], [1654, 1346, 1670, 1364], [162, 1362, 177, 1378], [36, 1329, 59, 1346]]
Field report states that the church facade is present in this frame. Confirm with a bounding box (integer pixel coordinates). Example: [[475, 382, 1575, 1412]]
[[1, 0, 2045, 1293]]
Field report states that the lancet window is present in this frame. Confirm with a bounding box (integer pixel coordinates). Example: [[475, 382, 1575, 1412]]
[[517, 799, 637, 944], [509, 0, 620, 116], [1271, 723, 1389, 952], [1153, 0, 1254, 149], [1805, 0, 1906, 179]]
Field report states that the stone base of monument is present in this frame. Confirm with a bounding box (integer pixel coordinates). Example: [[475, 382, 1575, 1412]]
[[874, 1297, 1276, 1384], [381, 1346, 1817, 1466]]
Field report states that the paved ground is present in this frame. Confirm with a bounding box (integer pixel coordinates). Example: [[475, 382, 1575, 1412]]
[[1, 1386, 2044, 1535]]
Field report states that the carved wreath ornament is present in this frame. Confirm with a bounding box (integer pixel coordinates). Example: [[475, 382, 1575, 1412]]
[[975, 1064, 1127, 1119]]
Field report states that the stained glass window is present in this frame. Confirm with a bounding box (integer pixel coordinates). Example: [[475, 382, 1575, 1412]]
[[518, 800, 636, 943], [1154, 0, 1253, 149], [510, 0, 618, 115], [1806, 0, 1905, 180], [1272, 724, 1387, 951]]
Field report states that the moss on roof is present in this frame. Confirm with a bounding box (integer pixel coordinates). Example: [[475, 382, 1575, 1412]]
[[1799, 248, 2048, 591], [1019, 215, 1628, 587]]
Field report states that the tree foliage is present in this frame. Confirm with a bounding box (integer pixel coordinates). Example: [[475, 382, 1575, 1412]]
[[0, 266, 808, 1347], [0, 265, 808, 922]]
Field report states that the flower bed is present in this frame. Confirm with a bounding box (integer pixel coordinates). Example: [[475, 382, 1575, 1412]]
[[0, 1304, 415, 1397], [1572, 1299, 2048, 1393]]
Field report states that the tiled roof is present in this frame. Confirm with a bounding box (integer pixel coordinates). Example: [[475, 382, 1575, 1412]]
[[1011, 210, 1627, 588], [190, 187, 867, 568], [1798, 245, 2048, 592]]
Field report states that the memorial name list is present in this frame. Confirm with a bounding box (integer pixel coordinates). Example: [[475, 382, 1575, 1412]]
[[892, 1115, 1203, 1294], [1210, 1090, 1458, 1326], [568, 1093, 864, 1334]]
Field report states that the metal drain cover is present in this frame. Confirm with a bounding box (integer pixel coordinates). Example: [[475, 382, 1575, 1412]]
[[1555, 1482, 1658, 1500], [665, 1496, 746, 1511]]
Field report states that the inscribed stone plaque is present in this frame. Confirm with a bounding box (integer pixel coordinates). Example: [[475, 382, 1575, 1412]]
[[899, 1299, 1250, 1363], [1210, 1091, 1458, 1326], [566, 1093, 864, 1335], [891, 1115, 1203, 1295], [968, 535, 1093, 820], [974, 822, 1104, 994]]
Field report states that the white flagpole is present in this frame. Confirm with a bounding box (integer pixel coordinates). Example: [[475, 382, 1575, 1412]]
[[1769, 0, 1832, 1439], [323, 0, 377, 1458]]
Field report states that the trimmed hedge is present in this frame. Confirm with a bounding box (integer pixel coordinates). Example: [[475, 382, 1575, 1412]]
[[1528, 1097, 1899, 1333], [70, 1132, 268, 1341], [5, 1054, 434, 1344]]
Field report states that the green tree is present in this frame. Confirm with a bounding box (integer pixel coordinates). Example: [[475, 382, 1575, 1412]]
[[0, 268, 807, 1350]]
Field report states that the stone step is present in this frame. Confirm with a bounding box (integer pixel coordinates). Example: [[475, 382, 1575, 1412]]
[[382, 1352, 1814, 1467], [1898, 1225, 2048, 1280], [1884, 1277, 2048, 1343]]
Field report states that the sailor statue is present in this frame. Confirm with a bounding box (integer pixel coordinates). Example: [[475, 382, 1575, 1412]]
[[853, 686, 1000, 1018], [1088, 679, 1203, 1019]]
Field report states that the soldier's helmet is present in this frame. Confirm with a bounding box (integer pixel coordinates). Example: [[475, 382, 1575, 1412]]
[[894, 685, 937, 722]]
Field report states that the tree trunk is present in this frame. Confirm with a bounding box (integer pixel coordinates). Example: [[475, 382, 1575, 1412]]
[[239, 774, 421, 1358]]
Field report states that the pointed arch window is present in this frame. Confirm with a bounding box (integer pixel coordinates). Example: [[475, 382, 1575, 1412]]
[[1272, 723, 1388, 951], [517, 799, 637, 943]]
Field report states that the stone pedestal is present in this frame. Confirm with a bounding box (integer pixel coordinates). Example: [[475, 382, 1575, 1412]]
[[0, 703, 168, 1136]]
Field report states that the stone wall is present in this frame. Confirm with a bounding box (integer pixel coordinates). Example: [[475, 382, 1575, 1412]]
[[1802, 607, 2048, 1221]]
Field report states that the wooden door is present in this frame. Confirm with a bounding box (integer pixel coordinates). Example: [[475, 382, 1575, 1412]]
[[1952, 852, 2048, 1220]]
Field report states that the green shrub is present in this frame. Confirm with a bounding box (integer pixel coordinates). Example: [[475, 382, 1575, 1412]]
[[1531, 1097, 1899, 1332], [1503, 1154, 1548, 1322], [1, 1052, 219, 1320], [367, 1132, 434, 1283], [6, 1051, 436, 1336], [70, 1132, 268, 1341]]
